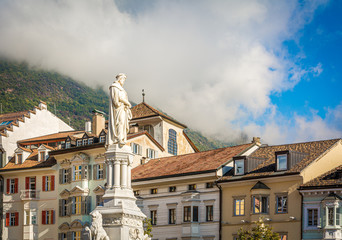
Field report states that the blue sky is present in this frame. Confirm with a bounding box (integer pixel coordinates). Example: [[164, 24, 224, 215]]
[[0, 0, 341, 144]]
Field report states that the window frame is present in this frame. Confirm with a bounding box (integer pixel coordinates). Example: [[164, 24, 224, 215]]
[[233, 198, 245, 216], [169, 208, 176, 224], [150, 188, 158, 194], [275, 194, 288, 214], [252, 195, 269, 214], [276, 153, 288, 171], [169, 186, 176, 192], [167, 129, 178, 155], [150, 210, 157, 225], [73, 165, 82, 181], [206, 205, 214, 221], [183, 206, 191, 222], [307, 208, 319, 228], [188, 184, 197, 191]]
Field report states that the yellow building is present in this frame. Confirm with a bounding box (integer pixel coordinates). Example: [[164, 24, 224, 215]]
[[217, 139, 342, 240]]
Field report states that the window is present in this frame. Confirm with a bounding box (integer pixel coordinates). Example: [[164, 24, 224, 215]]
[[31, 211, 37, 225], [73, 165, 82, 181], [151, 210, 157, 225], [206, 205, 214, 221], [7, 178, 18, 194], [206, 182, 214, 188], [95, 164, 104, 180], [134, 190, 140, 196], [72, 196, 82, 215], [279, 233, 288, 240], [168, 129, 177, 155], [96, 195, 104, 207], [42, 176, 55, 191], [84, 165, 89, 179], [307, 208, 318, 227], [277, 154, 287, 171], [193, 206, 198, 222], [169, 209, 176, 224], [65, 141, 71, 149], [16, 153, 22, 164], [147, 148, 157, 159], [234, 159, 244, 175], [39, 151, 46, 161], [82, 139, 88, 145], [328, 207, 334, 226], [60, 168, 69, 184], [276, 195, 287, 213], [60, 199, 69, 217], [143, 125, 154, 136], [6, 212, 19, 226], [59, 233, 67, 240], [42, 210, 55, 224], [234, 198, 245, 216], [151, 188, 158, 194], [72, 231, 81, 240], [76, 140, 82, 146], [169, 186, 176, 192], [24, 210, 36, 225], [25, 210, 30, 225], [88, 138, 93, 145], [99, 136, 106, 143], [188, 184, 197, 191], [131, 143, 142, 155], [184, 206, 191, 222], [252, 195, 269, 214]]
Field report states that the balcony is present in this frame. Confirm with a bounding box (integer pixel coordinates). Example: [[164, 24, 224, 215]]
[[20, 190, 40, 200]]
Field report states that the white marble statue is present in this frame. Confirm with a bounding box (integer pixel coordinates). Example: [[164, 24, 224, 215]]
[[85, 211, 109, 240], [107, 73, 132, 147]]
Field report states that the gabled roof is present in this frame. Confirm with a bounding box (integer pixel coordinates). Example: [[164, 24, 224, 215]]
[[128, 130, 165, 151], [131, 102, 187, 128], [18, 130, 84, 144], [220, 139, 340, 182], [299, 165, 342, 189], [132, 143, 254, 181]]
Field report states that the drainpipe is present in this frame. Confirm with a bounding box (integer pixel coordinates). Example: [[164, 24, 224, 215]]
[[299, 190, 303, 240], [0, 175, 3, 240], [215, 181, 222, 240]]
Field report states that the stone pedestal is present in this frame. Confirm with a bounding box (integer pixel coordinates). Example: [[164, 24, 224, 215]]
[[95, 144, 147, 240]]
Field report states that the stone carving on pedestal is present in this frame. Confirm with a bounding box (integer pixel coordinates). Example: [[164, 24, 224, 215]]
[[91, 74, 150, 240], [85, 211, 109, 240]]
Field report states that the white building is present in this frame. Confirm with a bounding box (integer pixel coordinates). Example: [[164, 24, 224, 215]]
[[0, 101, 73, 166]]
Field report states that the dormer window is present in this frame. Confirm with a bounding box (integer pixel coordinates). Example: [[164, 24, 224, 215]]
[[65, 141, 71, 149], [168, 129, 177, 155], [16, 154, 23, 164], [88, 138, 93, 145], [234, 159, 245, 175], [76, 140, 82, 146], [99, 136, 105, 143], [276, 151, 289, 171], [39, 151, 46, 162], [82, 138, 88, 146]]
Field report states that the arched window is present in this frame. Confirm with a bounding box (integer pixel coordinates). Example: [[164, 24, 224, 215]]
[[168, 129, 177, 155]]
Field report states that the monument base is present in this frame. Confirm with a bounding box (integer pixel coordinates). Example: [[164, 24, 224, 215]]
[[93, 144, 148, 240]]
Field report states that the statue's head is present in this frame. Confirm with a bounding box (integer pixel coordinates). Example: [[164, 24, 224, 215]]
[[90, 210, 101, 221], [116, 73, 127, 86]]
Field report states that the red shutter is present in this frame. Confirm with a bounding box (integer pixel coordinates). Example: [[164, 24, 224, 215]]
[[51, 176, 55, 191], [5, 213, 9, 226], [14, 212, 19, 226], [6, 179, 9, 194], [14, 178, 18, 193], [42, 176, 46, 191], [51, 210, 54, 224], [42, 211, 46, 225], [25, 177, 29, 190]]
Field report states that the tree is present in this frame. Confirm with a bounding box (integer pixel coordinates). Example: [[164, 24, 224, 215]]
[[237, 218, 280, 240], [143, 218, 153, 238]]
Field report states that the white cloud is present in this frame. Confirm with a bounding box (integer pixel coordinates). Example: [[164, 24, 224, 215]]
[[0, 0, 335, 144]]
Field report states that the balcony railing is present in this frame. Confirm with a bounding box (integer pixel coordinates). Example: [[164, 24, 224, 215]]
[[20, 190, 40, 200]]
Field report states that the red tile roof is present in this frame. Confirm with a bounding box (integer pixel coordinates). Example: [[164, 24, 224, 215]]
[[18, 130, 84, 144], [220, 139, 340, 181], [131, 102, 187, 128], [132, 143, 254, 181], [300, 165, 342, 189], [0, 148, 57, 172]]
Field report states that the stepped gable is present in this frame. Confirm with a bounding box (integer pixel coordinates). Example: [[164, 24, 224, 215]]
[[131, 102, 187, 128], [0, 148, 57, 171], [132, 143, 253, 181], [221, 138, 340, 180], [300, 165, 342, 189]]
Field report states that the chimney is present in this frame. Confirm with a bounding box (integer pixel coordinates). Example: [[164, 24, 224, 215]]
[[252, 137, 261, 145], [39, 100, 47, 110], [85, 121, 91, 132], [92, 109, 105, 136], [129, 123, 139, 134]]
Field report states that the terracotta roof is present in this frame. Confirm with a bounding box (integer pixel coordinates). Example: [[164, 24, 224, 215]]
[[131, 102, 187, 128], [0, 111, 28, 123], [132, 143, 254, 181], [220, 139, 340, 181], [0, 149, 57, 172], [18, 130, 84, 144], [300, 165, 342, 189]]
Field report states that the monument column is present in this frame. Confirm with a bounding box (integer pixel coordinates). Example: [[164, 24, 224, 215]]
[[92, 73, 149, 240]]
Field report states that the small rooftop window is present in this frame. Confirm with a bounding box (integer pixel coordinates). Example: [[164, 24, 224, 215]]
[[234, 159, 245, 175], [276, 151, 289, 171]]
